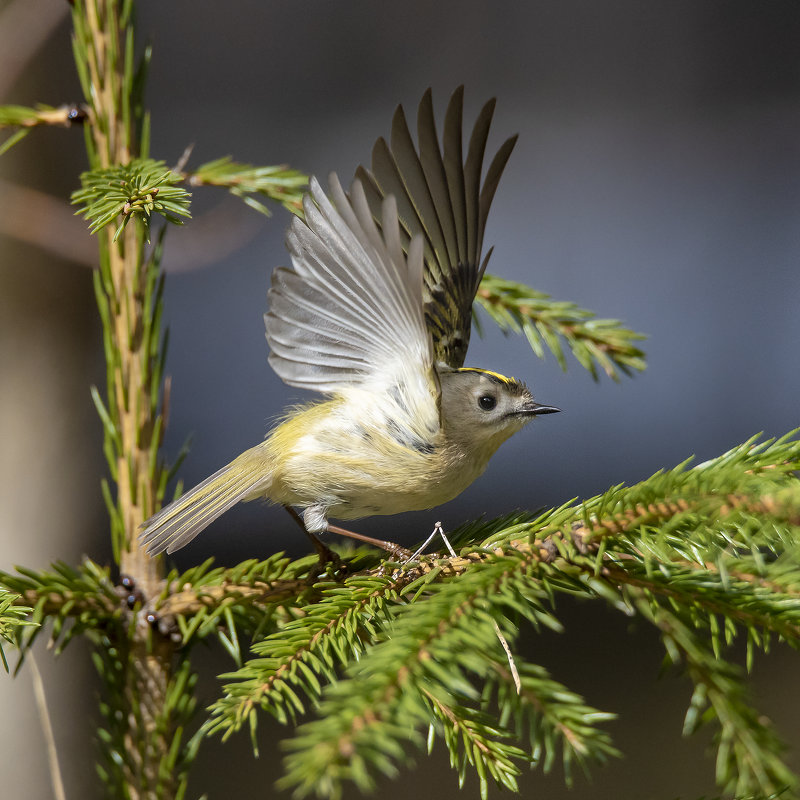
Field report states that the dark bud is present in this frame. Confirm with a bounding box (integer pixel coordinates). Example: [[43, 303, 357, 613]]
[[66, 105, 87, 125], [126, 588, 145, 608]]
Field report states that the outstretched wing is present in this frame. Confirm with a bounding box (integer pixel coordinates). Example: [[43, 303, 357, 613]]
[[355, 86, 517, 368], [265, 174, 438, 413]]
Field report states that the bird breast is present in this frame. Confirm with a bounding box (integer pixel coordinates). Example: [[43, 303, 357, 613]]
[[263, 393, 488, 520]]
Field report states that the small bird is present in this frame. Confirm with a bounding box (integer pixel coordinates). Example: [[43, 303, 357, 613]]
[[141, 88, 559, 557]]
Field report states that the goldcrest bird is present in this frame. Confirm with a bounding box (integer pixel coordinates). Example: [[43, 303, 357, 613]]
[[141, 88, 559, 557]]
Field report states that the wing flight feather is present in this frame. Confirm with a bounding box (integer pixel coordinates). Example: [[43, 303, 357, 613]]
[[354, 87, 516, 368], [265, 175, 436, 404]]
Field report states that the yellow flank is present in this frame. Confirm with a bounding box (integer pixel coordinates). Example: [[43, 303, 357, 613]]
[[259, 391, 478, 523]]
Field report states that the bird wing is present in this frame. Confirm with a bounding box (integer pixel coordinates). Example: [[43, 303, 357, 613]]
[[354, 87, 517, 368], [265, 174, 440, 420]]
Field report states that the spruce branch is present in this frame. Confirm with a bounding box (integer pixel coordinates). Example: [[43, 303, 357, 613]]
[[155, 554, 308, 618], [154, 554, 318, 666], [475, 273, 647, 380], [194, 432, 800, 798], [72, 158, 191, 241], [0, 103, 87, 129], [0, 560, 122, 657], [276, 551, 614, 799], [421, 689, 528, 793], [485, 662, 620, 782], [632, 592, 796, 797], [205, 572, 405, 737], [604, 560, 800, 656], [91, 629, 202, 799], [184, 156, 307, 217], [0, 103, 87, 155], [0, 589, 36, 671]]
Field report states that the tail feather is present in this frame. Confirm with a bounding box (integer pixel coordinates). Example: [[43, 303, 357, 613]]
[[140, 459, 271, 556]]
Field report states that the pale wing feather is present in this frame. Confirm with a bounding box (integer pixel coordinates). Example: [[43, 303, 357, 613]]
[[265, 175, 436, 401]]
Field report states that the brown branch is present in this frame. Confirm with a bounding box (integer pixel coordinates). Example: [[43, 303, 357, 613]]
[[9, 489, 798, 648], [602, 565, 800, 640], [561, 492, 800, 545], [17, 588, 120, 618], [421, 687, 495, 756], [0, 104, 88, 129], [156, 578, 307, 616]]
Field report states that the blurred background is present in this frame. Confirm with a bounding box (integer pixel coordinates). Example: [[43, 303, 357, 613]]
[[1, 0, 798, 797]]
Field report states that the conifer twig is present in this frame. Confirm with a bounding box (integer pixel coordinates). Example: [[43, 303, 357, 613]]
[[183, 156, 307, 216], [0, 103, 87, 129], [476, 273, 647, 380], [0, 103, 87, 155], [0, 589, 35, 670]]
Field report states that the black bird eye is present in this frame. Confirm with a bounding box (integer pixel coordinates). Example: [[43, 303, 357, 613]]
[[478, 394, 497, 411]]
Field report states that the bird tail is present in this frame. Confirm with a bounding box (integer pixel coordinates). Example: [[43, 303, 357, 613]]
[[139, 450, 272, 556]]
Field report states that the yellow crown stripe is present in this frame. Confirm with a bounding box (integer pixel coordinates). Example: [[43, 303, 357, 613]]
[[456, 367, 517, 386]]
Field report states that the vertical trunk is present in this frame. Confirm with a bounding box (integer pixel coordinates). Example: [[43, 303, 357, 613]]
[[74, 1, 174, 795]]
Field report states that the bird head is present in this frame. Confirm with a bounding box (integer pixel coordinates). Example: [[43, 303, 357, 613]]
[[439, 367, 560, 455]]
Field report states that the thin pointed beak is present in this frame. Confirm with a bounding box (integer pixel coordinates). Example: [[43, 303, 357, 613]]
[[532, 403, 561, 415], [518, 400, 561, 417]]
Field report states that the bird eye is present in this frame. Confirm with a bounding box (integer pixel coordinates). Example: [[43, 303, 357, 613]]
[[478, 394, 497, 411]]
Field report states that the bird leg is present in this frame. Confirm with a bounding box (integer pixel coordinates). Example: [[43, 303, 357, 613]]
[[325, 522, 412, 560], [283, 505, 341, 568], [282, 505, 411, 560]]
